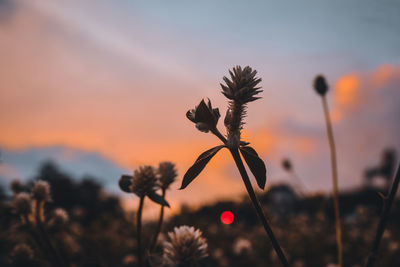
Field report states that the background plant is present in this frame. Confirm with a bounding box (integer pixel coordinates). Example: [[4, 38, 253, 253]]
[[314, 75, 343, 267]]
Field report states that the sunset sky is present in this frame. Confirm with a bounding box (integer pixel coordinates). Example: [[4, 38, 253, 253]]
[[1, 0, 400, 214]]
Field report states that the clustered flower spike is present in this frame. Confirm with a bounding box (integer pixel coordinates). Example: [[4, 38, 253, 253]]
[[131, 165, 158, 197], [221, 66, 262, 148], [186, 98, 220, 133], [158, 162, 177, 190], [163, 225, 208, 267], [32, 180, 52, 202], [313, 75, 329, 96], [220, 65, 262, 104]]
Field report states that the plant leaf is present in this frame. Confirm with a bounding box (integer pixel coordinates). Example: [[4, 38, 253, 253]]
[[180, 145, 225, 189], [147, 192, 170, 207], [239, 146, 267, 190]]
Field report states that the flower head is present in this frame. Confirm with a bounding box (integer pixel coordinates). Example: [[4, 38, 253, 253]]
[[313, 75, 329, 96], [131, 165, 158, 197], [163, 225, 208, 267], [186, 99, 220, 133], [13, 193, 32, 215], [158, 162, 178, 190], [31, 180, 52, 202], [220, 65, 262, 104], [221, 66, 262, 148]]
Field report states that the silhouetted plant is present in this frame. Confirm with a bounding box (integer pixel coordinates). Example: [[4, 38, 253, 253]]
[[11, 180, 68, 267], [365, 163, 400, 267], [364, 148, 397, 190], [281, 158, 307, 195], [150, 162, 178, 252], [313, 75, 343, 267], [181, 66, 289, 266], [119, 165, 170, 267]]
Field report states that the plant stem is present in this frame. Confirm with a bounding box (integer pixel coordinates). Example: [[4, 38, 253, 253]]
[[149, 189, 166, 252], [137, 196, 144, 267], [23, 214, 49, 261], [230, 148, 289, 267], [34, 200, 67, 267], [211, 128, 227, 144], [365, 163, 400, 267], [322, 96, 343, 267]]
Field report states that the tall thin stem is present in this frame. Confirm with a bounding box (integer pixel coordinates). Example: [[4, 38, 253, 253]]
[[230, 148, 289, 267], [149, 189, 166, 252], [137, 196, 144, 267], [365, 163, 400, 267], [322, 96, 343, 267]]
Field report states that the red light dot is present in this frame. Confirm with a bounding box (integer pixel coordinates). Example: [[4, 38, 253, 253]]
[[220, 211, 234, 224]]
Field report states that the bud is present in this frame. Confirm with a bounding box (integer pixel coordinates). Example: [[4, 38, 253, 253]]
[[31, 180, 52, 202], [163, 225, 208, 267], [158, 162, 177, 190], [186, 99, 220, 133], [13, 193, 32, 215], [313, 75, 328, 96], [282, 158, 292, 172], [119, 175, 133, 193]]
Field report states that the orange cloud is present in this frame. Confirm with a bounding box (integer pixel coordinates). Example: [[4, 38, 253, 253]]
[[334, 73, 360, 107], [371, 64, 395, 88], [295, 137, 315, 155]]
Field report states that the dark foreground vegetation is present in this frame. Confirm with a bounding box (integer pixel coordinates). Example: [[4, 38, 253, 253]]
[[1, 161, 399, 267]]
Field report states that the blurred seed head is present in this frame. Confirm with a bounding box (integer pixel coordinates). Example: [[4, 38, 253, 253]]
[[131, 165, 158, 197], [122, 254, 137, 266], [186, 99, 220, 133], [233, 237, 252, 255], [220, 66, 262, 104], [282, 158, 292, 172], [10, 180, 24, 195], [158, 162, 177, 190], [163, 225, 208, 267], [313, 75, 329, 96], [13, 193, 32, 215], [10, 243, 34, 262], [31, 180, 52, 202], [49, 208, 69, 229]]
